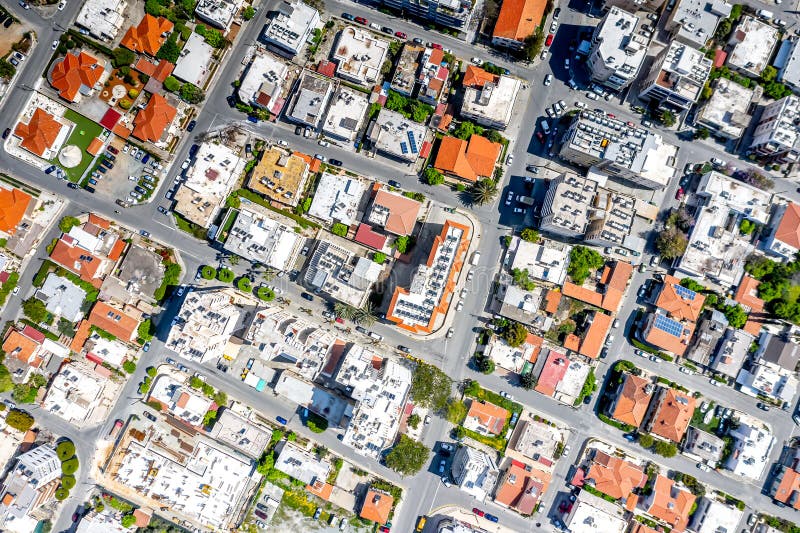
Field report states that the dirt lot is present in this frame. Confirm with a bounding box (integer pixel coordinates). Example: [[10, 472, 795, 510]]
[[0, 18, 29, 59]]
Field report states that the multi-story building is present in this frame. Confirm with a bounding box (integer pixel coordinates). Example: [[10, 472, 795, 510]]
[[492, 0, 547, 50], [695, 78, 755, 140], [779, 37, 800, 92], [450, 445, 499, 500], [303, 238, 383, 308], [322, 86, 370, 142], [379, 0, 475, 34], [286, 70, 335, 129], [166, 288, 243, 363], [460, 66, 522, 130], [727, 16, 779, 78], [639, 41, 712, 110], [221, 204, 302, 271], [0, 446, 61, 533], [390, 44, 424, 96], [750, 95, 800, 163], [75, 0, 128, 42], [367, 108, 429, 162], [665, 0, 731, 48], [331, 27, 390, 86], [587, 7, 649, 91], [539, 173, 597, 238], [764, 202, 800, 260], [558, 110, 678, 188], [416, 47, 450, 105], [262, 0, 320, 57], [238, 52, 290, 115], [194, 0, 240, 30], [584, 189, 637, 249]]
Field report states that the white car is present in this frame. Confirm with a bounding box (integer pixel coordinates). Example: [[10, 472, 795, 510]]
[[51, 40, 59, 50], [277, 140, 289, 147], [57, 0, 66, 9], [564, 58, 570, 70], [697, 463, 711, 472], [456, 301, 464, 311], [181, 160, 190, 170], [540, 50, 548, 61], [562, 445, 571, 457], [550, 21, 558, 32], [12, 287, 20, 295], [460, 288, 467, 298], [586, 92, 598, 100], [122, 145, 129, 153], [314, 154, 327, 162], [575, 101, 586, 109], [466, 270, 473, 282], [506, 153, 514, 165], [446, 327, 454, 338], [544, 74, 552, 86], [318, 139, 329, 147], [545, 107, 556, 118]]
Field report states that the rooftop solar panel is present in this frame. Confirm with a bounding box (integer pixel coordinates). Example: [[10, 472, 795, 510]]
[[654, 314, 684, 337], [674, 284, 696, 301]]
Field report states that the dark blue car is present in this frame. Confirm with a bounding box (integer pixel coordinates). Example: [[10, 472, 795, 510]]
[[276, 416, 288, 425], [485, 513, 499, 523], [247, 115, 258, 123]]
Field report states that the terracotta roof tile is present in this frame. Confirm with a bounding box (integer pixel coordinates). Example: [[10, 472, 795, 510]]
[[611, 373, 653, 427], [2, 329, 42, 367], [463, 66, 497, 88], [772, 466, 800, 510], [434, 135, 502, 182], [372, 190, 422, 235], [14, 108, 64, 157], [535, 350, 569, 397], [50, 51, 105, 102], [121, 14, 174, 56], [0, 187, 32, 235], [306, 479, 334, 500], [493, 463, 550, 515], [562, 261, 632, 313], [647, 475, 696, 531], [655, 275, 706, 322], [578, 311, 612, 359], [87, 213, 111, 229], [544, 289, 562, 314], [354, 223, 388, 250], [643, 312, 695, 356], [585, 450, 647, 501], [360, 489, 393, 524], [71, 320, 91, 353], [87, 137, 104, 156], [774, 203, 800, 250], [734, 275, 765, 313], [49, 238, 104, 287], [493, 0, 547, 42], [132, 93, 177, 143], [88, 301, 141, 342], [465, 400, 508, 435], [650, 388, 695, 443]]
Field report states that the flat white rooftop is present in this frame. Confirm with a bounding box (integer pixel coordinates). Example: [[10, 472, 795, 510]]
[[308, 172, 368, 225], [75, 0, 127, 41], [322, 86, 369, 142], [510, 237, 570, 285], [332, 26, 390, 86], [239, 52, 289, 114], [591, 7, 647, 81], [173, 32, 214, 86], [697, 78, 754, 138], [223, 205, 301, 271], [371, 108, 428, 161], [728, 16, 779, 76]]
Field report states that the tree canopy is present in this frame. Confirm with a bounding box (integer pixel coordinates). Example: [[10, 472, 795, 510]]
[[503, 321, 529, 347], [410, 362, 452, 412], [567, 246, 604, 285], [384, 435, 429, 476], [656, 227, 688, 259]]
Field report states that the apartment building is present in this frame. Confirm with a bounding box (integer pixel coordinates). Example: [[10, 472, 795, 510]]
[[587, 7, 649, 91]]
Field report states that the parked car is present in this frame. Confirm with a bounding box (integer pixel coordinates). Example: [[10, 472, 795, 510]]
[[187, 120, 196, 132], [51, 40, 59, 50], [341, 12, 355, 20], [446, 327, 454, 338], [354, 16, 367, 24], [485, 514, 499, 523], [276, 415, 288, 425], [107, 146, 119, 154], [329, 158, 342, 166], [301, 292, 314, 301], [2, 128, 10, 139], [143, 411, 157, 422], [472, 508, 485, 517], [395, 31, 407, 39], [756, 402, 770, 411], [544, 74, 552, 86]]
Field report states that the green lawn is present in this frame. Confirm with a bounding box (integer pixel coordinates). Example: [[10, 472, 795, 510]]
[[54, 109, 104, 183], [786, 284, 800, 305]]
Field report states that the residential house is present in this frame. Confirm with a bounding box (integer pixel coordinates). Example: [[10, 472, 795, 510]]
[[493, 462, 550, 516], [584, 449, 646, 504], [646, 388, 696, 443], [120, 14, 173, 56], [359, 488, 393, 525], [366, 189, 422, 236], [433, 135, 502, 183], [608, 373, 654, 429], [642, 475, 696, 531], [49, 51, 106, 102], [450, 445, 499, 500], [132, 93, 177, 144], [463, 400, 508, 436], [492, 0, 547, 50]]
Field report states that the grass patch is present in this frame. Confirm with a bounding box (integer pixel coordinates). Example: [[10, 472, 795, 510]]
[[463, 380, 522, 414], [54, 109, 104, 183], [458, 426, 508, 452], [598, 413, 634, 432], [216, 209, 238, 243], [231, 189, 320, 229], [172, 212, 208, 240]]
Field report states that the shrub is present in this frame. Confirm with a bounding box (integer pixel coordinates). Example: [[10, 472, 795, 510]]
[[121, 514, 136, 528], [373, 252, 387, 264], [654, 440, 677, 457], [638, 434, 654, 448], [58, 216, 81, 233], [127, 88, 139, 99], [146, 367, 157, 377], [5, 410, 34, 432], [118, 99, 132, 110], [331, 223, 348, 237], [56, 440, 76, 461], [242, 5, 255, 19], [122, 360, 136, 374], [201, 265, 216, 279], [61, 457, 79, 475], [163, 75, 182, 93]]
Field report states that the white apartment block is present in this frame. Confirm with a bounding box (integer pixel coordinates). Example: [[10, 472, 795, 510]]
[[332, 26, 390, 86], [727, 16, 779, 77], [450, 445, 499, 501], [460, 74, 521, 130], [222, 205, 302, 271], [166, 289, 242, 363], [262, 1, 320, 57], [665, 0, 732, 48], [750, 95, 800, 163], [696, 78, 755, 139], [75, 0, 128, 42], [639, 41, 712, 110], [588, 7, 649, 91], [539, 173, 596, 238], [238, 52, 290, 115]]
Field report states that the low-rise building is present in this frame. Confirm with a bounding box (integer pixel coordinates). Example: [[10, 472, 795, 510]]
[[42, 360, 117, 424], [642, 475, 696, 531], [710, 327, 753, 378], [561, 260, 633, 314], [173, 32, 214, 86], [166, 289, 243, 363], [564, 490, 627, 533], [49, 51, 107, 103], [584, 189, 638, 249], [335, 346, 412, 459], [0, 186, 33, 239], [460, 66, 522, 129], [121, 14, 173, 56], [248, 146, 310, 207], [433, 135, 502, 183], [304, 237, 382, 307], [0, 445, 61, 533], [588, 7, 649, 91], [83, 333, 129, 367], [102, 243, 165, 304], [386, 220, 470, 334], [665, 0, 732, 49], [417, 47, 450, 105], [539, 173, 597, 238], [366, 189, 422, 236], [75, 0, 128, 42], [359, 487, 394, 525], [494, 283, 546, 328], [308, 172, 369, 226], [149, 374, 213, 427], [484, 332, 541, 372], [174, 141, 245, 229], [286, 70, 335, 128], [274, 371, 351, 427], [464, 399, 508, 435], [508, 416, 560, 460], [726, 420, 775, 480], [450, 445, 499, 500], [131, 93, 177, 146], [391, 44, 424, 96], [3, 326, 46, 376], [507, 237, 570, 286], [332, 26, 390, 86], [274, 441, 331, 484], [367, 108, 429, 162], [639, 41, 712, 110], [262, 1, 320, 57], [35, 273, 86, 322], [696, 78, 755, 140], [645, 387, 695, 443], [208, 409, 272, 458], [582, 449, 646, 503], [608, 372, 654, 429], [690, 498, 744, 533], [13, 107, 69, 160], [685, 311, 727, 367], [768, 450, 800, 509], [558, 110, 678, 189], [532, 349, 592, 404], [322, 86, 369, 142], [492, 0, 547, 50], [195, 0, 240, 29], [222, 205, 302, 271], [683, 426, 725, 465], [239, 52, 290, 115], [765, 202, 800, 260], [727, 16, 779, 77], [736, 352, 798, 405], [493, 461, 550, 516]]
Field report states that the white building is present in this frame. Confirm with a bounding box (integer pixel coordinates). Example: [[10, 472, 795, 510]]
[[149, 374, 213, 427], [587, 7, 649, 91], [239, 52, 290, 114], [303, 238, 382, 308], [737, 362, 799, 404], [286, 70, 335, 128], [508, 236, 570, 285], [727, 16, 779, 77], [84, 333, 129, 367], [75, 0, 128, 42], [559, 110, 678, 188], [779, 37, 800, 92], [195, 0, 241, 29], [639, 41, 712, 110], [725, 420, 775, 480], [166, 289, 242, 363], [42, 361, 109, 424], [336, 346, 412, 459], [689, 498, 745, 533], [461, 74, 522, 130], [764, 202, 800, 260], [308, 172, 369, 226], [222, 205, 302, 271], [36, 273, 86, 322], [450, 445, 499, 501], [274, 441, 331, 484], [539, 173, 597, 238], [262, 1, 320, 57], [584, 188, 639, 250], [666, 0, 732, 48], [0, 446, 61, 533], [368, 108, 428, 162], [322, 86, 369, 142], [173, 32, 215, 86], [174, 142, 245, 229], [564, 491, 627, 533], [750, 95, 800, 163], [332, 26, 390, 86], [710, 327, 753, 378], [676, 171, 772, 288], [696, 78, 755, 139]]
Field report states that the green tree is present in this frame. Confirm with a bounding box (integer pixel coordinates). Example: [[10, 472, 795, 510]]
[[214, 390, 228, 406], [511, 268, 536, 290], [739, 219, 756, 235], [721, 304, 747, 329], [353, 303, 377, 327], [54, 487, 69, 501], [453, 121, 476, 140], [654, 440, 678, 457], [237, 277, 252, 292], [522, 29, 545, 61], [22, 299, 49, 324], [656, 227, 688, 259], [660, 110, 676, 127], [203, 409, 219, 427], [0, 364, 12, 393], [503, 321, 529, 347], [410, 362, 452, 411], [180, 83, 205, 104], [385, 434, 430, 476], [568, 246, 605, 285], [638, 434, 654, 448], [111, 47, 135, 68], [407, 413, 421, 429], [12, 384, 37, 404], [393, 235, 412, 254], [256, 286, 275, 301], [445, 399, 468, 424], [58, 216, 81, 233], [761, 65, 778, 83], [385, 91, 409, 115], [242, 5, 255, 19], [121, 513, 136, 528], [424, 167, 445, 185], [331, 223, 348, 237], [56, 440, 76, 461], [0, 60, 16, 80], [137, 319, 154, 342], [217, 268, 235, 283], [256, 450, 275, 475], [475, 354, 495, 374], [373, 252, 387, 264], [163, 75, 182, 92], [520, 228, 540, 242], [61, 474, 76, 490], [201, 27, 226, 48], [694, 127, 710, 140], [334, 302, 357, 320], [411, 102, 433, 123], [201, 266, 216, 279], [122, 360, 136, 374], [156, 35, 181, 63], [470, 179, 498, 205], [519, 371, 536, 389], [6, 410, 34, 432]]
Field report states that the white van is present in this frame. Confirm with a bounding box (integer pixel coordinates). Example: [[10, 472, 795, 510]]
[[541, 120, 551, 135], [757, 8, 774, 19], [471, 251, 481, 266]]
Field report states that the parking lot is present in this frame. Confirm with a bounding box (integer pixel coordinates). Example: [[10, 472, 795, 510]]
[[88, 138, 164, 207]]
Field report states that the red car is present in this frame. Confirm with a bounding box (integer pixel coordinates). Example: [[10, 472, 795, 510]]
[[354, 16, 368, 24], [545, 33, 554, 46], [430, 42, 443, 50], [107, 146, 119, 154], [395, 31, 407, 39], [472, 508, 485, 517], [536, 131, 545, 143], [379, 527, 390, 533], [335, 317, 344, 324], [607, 113, 616, 119], [675, 187, 684, 200]]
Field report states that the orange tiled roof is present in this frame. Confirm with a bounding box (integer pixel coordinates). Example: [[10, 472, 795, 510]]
[[49, 238, 104, 287], [611, 373, 653, 428], [525, 333, 543, 363], [0, 187, 32, 235], [563, 333, 581, 353], [50, 51, 104, 102], [734, 275, 765, 313], [494, 463, 550, 515], [132, 93, 177, 143], [774, 203, 800, 250], [465, 400, 508, 435], [87, 213, 111, 229], [70, 320, 91, 353], [434, 135, 502, 182], [133, 57, 175, 82], [650, 388, 695, 443], [562, 261, 633, 313], [360, 489, 393, 524], [293, 151, 322, 173], [88, 301, 141, 342], [14, 108, 64, 157], [579, 311, 612, 359], [121, 14, 173, 56], [544, 289, 561, 314], [463, 66, 497, 88], [655, 275, 706, 322], [535, 350, 569, 397], [87, 137, 104, 156], [108, 238, 127, 262], [643, 312, 695, 356], [585, 450, 647, 501], [373, 190, 422, 236], [629, 523, 661, 533], [493, 0, 547, 42], [743, 316, 765, 336], [772, 466, 800, 510], [306, 479, 333, 500], [647, 475, 696, 531], [2, 329, 42, 367]]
